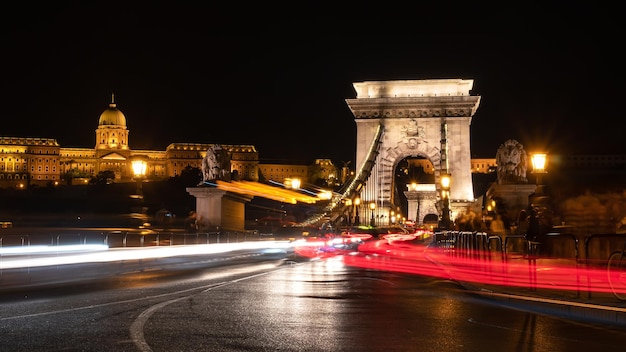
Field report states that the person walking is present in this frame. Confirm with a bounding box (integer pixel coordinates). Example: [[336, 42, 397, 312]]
[[526, 208, 541, 241], [516, 209, 529, 236], [185, 211, 198, 233], [490, 213, 506, 236]]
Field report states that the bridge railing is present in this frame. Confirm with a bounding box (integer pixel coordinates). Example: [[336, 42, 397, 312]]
[[302, 123, 384, 227], [0, 229, 276, 250], [433, 230, 591, 261], [431, 230, 626, 297]]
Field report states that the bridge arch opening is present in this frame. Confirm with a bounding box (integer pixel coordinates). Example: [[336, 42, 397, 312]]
[[394, 156, 438, 224]]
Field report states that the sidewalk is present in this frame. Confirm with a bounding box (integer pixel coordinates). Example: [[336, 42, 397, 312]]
[[426, 248, 626, 327]]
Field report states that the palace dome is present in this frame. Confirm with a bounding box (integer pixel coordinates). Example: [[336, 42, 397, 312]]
[[98, 100, 127, 127]]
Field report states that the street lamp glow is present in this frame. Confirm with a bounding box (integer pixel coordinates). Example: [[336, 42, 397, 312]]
[[344, 198, 353, 225], [440, 174, 451, 189], [132, 158, 148, 198], [132, 159, 147, 178], [531, 152, 548, 185], [531, 153, 547, 173], [440, 173, 452, 229], [354, 197, 361, 225]]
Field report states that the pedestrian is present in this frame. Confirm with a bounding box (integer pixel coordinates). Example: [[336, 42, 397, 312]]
[[526, 208, 541, 242], [516, 209, 529, 236], [185, 211, 198, 233], [455, 206, 476, 231], [490, 214, 505, 236], [501, 211, 512, 235], [472, 215, 488, 232]]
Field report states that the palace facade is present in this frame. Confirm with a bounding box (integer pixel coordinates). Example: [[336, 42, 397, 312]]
[[0, 96, 260, 189]]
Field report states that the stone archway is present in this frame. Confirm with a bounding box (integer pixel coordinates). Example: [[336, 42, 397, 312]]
[[345, 79, 481, 225]]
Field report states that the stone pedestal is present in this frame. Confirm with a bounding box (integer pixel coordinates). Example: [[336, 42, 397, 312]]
[[186, 187, 253, 232], [486, 183, 537, 218]]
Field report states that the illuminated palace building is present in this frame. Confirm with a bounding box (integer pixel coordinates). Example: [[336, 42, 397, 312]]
[[0, 96, 341, 189], [0, 97, 266, 189]]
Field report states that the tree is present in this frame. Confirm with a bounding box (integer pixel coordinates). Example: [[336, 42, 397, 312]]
[[179, 166, 202, 187], [62, 158, 92, 185], [90, 170, 116, 186], [307, 163, 326, 187]]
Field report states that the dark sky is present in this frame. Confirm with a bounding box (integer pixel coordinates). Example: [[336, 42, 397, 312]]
[[1, 3, 623, 164]]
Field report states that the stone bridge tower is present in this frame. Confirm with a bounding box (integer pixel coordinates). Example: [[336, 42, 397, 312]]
[[344, 79, 481, 225]]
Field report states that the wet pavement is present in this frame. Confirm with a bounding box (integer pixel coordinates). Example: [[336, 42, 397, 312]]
[[426, 248, 626, 327]]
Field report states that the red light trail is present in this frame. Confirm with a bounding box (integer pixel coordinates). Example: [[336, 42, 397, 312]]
[[294, 236, 626, 298]]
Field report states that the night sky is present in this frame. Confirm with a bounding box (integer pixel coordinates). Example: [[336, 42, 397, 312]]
[[1, 3, 623, 164]]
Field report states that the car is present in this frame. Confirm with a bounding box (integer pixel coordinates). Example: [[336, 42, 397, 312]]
[[292, 232, 374, 259]]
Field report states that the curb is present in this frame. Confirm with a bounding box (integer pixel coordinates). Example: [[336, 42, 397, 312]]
[[460, 282, 626, 328]]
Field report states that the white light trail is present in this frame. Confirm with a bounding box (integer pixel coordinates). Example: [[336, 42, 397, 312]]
[[0, 241, 295, 270], [0, 244, 109, 255]]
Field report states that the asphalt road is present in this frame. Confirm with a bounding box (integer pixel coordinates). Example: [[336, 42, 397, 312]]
[[1, 248, 625, 351]]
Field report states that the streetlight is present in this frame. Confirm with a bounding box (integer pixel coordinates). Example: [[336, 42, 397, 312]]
[[487, 199, 496, 214], [131, 158, 147, 198], [440, 173, 451, 229], [369, 201, 376, 227], [530, 152, 550, 214], [345, 198, 352, 226], [531, 153, 547, 185], [354, 197, 361, 225]]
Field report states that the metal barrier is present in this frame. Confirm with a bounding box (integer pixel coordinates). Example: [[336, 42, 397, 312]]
[[583, 233, 626, 299], [487, 235, 503, 256], [434, 231, 491, 256], [431, 230, 590, 295], [1, 229, 270, 250], [504, 235, 527, 258], [434, 231, 584, 257], [0, 234, 30, 247], [584, 233, 626, 266]]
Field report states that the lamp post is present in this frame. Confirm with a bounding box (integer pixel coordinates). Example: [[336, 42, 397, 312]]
[[531, 153, 547, 185], [345, 199, 352, 226], [369, 201, 376, 227], [530, 152, 550, 213], [354, 197, 360, 226], [131, 158, 147, 198], [440, 173, 451, 230]]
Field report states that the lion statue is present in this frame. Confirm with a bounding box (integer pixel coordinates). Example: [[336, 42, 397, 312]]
[[200, 144, 232, 184], [201, 145, 219, 184], [496, 139, 528, 185]]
